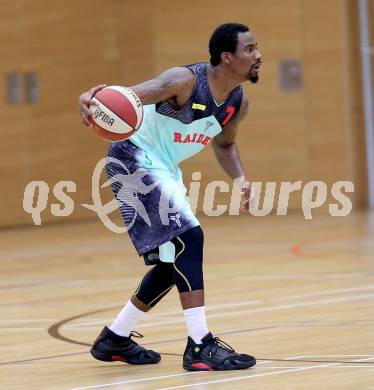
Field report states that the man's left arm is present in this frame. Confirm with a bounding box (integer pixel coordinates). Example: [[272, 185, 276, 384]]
[[211, 96, 254, 211]]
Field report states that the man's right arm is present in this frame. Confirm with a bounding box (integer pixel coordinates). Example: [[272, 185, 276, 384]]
[[79, 67, 195, 128], [129, 67, 195, 105]]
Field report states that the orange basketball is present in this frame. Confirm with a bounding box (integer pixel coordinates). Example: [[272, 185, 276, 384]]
[[89, 86, 143, 142]]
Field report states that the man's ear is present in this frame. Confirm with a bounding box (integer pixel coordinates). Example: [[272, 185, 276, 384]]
[[221, 52, 231, 65]]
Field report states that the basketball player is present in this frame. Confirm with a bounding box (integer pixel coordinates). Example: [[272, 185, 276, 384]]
[[79, 23, 262, 371]]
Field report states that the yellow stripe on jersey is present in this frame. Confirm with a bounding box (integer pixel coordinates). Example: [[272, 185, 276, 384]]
[[192, 103, 206, 111]]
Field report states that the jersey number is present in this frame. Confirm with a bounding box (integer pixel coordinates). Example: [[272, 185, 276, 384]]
[[222, 106, 235, 126]]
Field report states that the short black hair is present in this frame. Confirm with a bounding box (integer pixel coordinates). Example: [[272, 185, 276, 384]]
[[209, 23, 250, 66]]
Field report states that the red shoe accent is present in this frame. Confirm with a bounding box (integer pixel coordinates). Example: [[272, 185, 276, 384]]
[[112, 355, 127, 362], [191, 362, 212, 370]]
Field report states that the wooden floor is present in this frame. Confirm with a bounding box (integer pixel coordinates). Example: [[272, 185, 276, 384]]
[[1, 211, 374, 389]]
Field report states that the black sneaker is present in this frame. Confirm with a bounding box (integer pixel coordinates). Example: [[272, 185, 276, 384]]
[[90, 326, 161, 365], [183, 332, 256, 371]]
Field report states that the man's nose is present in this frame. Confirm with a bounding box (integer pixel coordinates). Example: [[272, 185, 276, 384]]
[[255, 50, 262, 61]]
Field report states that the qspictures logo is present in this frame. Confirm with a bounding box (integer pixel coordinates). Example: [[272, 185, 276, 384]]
[[22, 157, 355, 233]]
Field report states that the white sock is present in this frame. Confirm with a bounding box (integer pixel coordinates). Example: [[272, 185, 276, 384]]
[[109, 300, 147, 337], [183, 306, 209, 344]]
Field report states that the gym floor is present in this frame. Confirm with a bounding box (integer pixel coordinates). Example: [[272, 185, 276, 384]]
[[1, 212, 373, 389]]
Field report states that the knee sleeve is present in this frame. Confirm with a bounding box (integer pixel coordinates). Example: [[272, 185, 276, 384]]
[[171, 226, 204, 293], [135, 262, 175, 307]]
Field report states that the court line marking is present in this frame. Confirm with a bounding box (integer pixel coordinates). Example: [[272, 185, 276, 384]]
[[0, 274, 317, 285], [21, 284, 374, 328], [0, 319, 58, 323], [68, 363, 273, 390], [0, 279, 91, 292], [1, 272, 368, 291], [68, 284, 374, 328], [0, 328, 45, 331], [68, 372, 202, 390], [70, 279, 374, 327], [154, 357, 374, 390], [0, 351, 90, 365], [3, 288, 372, 362], [64, 300, 263, 328], [272, 284, 374, 301], [0, 300, 259, 326], [289, 354, 374, 359], [3, 288, 374, 332], [258, 365, 374, 368], [68, 357, 373, 390], [232, 272, 366, 281], [63, 292, 374, 330]]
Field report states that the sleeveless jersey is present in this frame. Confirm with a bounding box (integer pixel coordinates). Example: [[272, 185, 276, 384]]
[[121, 62, 243, 171]]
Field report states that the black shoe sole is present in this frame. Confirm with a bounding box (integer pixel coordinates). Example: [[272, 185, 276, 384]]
[[90, 348, 117, 362], [90, 347, 161, 365], [183, 358, 256, 371]]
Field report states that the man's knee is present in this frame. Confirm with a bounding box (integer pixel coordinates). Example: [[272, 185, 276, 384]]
[[135, 262, 175, 307], [172, 226, 204, 293]]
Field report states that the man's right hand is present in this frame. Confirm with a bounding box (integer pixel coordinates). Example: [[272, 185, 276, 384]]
[[78, 84, 107, 127]]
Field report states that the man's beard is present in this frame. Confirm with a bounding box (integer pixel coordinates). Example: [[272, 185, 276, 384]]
[[248, 73, 259, 83]]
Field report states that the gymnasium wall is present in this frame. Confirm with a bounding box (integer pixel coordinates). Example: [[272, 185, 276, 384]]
[[0, 0, 367, 228]]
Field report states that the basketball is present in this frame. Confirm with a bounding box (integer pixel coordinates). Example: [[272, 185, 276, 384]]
[[89, 86, 143, 141]]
